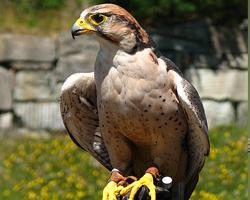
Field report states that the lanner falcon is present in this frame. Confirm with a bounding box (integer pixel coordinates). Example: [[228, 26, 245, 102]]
[[60, 3, 210, 200]]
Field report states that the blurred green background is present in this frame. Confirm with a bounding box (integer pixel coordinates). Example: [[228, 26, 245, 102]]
[[0, 0, 247, 33], [0, 126, 247, 199]]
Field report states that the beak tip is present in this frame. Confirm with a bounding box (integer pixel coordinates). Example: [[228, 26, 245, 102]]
[[71, 23, 79, 39], [71, 20, 90, 39], [71, 32, 75, 39]]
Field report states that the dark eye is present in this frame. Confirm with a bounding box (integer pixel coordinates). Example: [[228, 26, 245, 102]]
[[89, 13, 108, 25], [92, 14, 104, 23]]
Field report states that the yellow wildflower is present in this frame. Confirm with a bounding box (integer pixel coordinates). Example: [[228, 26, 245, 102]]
[[28, 191, 36, 199], [77, 191, 86, 198], [3, 190, 10, 197], [199, 191, 218, 200]]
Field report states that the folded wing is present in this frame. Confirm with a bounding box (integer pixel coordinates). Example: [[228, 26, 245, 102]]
[[60, 72, 112, 171], [163, 57, 210, 198]]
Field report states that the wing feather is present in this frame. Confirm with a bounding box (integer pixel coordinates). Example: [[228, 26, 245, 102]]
[[162, 57, 210, 198], [60, 73, 112, 171]]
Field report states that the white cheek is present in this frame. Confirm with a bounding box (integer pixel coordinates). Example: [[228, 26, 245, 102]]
[[80, 10, 88, 18], [120, 33, 136, 51]]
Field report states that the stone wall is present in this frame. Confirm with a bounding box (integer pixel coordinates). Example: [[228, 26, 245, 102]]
[[0, 19, 247, 131]]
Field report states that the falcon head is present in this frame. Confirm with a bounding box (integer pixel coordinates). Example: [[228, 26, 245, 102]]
[[71, 4, 152, 53]]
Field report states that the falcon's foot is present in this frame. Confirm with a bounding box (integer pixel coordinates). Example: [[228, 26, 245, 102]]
[[102, 181, 124, 200], [120, 173, 155, 200], [102, 169, 131, 200], [120, 167, 159, 200]]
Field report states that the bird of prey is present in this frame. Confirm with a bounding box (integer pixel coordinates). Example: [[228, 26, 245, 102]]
[[60, 3, 210, 200]]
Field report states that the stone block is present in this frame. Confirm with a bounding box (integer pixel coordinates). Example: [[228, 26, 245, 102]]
[[185, 69, 248, 101], [203, 100, 235, 128], [14, 71, 58, 101], [54, 82, 64, 99], [56, 32, 99, 57], [150, 19, 247, 71], [0, 112, 13, 129], [160, 52, 248, 72], [55, 53, 96, 82], [150, 20, 247, 55], [0, 67, 13, 110], [11, 61, 53, 70], [228, 53, 248, 69], [237, 102, 248, 127], [186, 53, 248, 70], [55, 32, 98, 82], [14, 102, 64, 130], [149, 19, 211, 54], [216, 27, 247, 54], [0, 34, 55, 62]]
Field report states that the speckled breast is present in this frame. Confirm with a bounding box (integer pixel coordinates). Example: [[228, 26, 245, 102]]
[[97, 71, 188, 146]]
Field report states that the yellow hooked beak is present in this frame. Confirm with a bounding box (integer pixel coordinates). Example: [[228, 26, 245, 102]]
[[71, 18, 96, 39]]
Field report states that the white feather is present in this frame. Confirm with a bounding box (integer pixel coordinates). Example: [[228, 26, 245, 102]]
[[61, 72, 94, 92]]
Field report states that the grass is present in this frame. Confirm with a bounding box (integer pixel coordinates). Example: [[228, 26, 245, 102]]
[[191, 125, 247, 200], [0, 1, 86, 35], [0, 125, 247, 200]]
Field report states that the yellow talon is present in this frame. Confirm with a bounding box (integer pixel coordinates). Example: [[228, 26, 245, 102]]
[[120, 173, 156, 200], [102, 181, 124, 200]]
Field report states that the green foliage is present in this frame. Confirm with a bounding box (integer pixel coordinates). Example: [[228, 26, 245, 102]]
[[0, 134, 109, 199], [0, 0, 246, 33], [90, 0, 247, 24], [5, 0, 65, 11], [0, 0, 75, 33], [192, 125, 248, 199], [0, 125, 247, 199]]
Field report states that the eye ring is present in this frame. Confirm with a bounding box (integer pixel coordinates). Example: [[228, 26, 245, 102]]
[[89, 14, 108, 25]]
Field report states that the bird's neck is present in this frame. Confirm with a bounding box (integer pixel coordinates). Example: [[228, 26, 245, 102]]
[[94, 40, 119, 83], [97, 39, 119, 65]]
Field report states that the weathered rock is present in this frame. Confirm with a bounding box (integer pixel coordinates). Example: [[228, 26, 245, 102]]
[[203, 100, 235, 128], [14, 71, 58, 101], [54, 82, 64, 98], [0, 34, 55, 62], [55, 53, 96, 82], [149, 19, 247, 55], [0, 112, 13, 129], [149, 19, 211, 54], [214, 27, 247, 54], [237, 102, 248, 127], [185, 68, 248, 101], [160, 52, 248, 72], [14, 102, 64, 130], [182, 53, 248, 70], [11, 61, 53, 70], [150, 19, 247, 70], [55, 32, 98, 81], [0, 67, 13, 110], [56, 32, 99, 57], [230, 53, 248, 69]]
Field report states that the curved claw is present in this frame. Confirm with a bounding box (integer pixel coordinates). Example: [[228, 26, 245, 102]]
[[102, 181, 124, 200], [120, 173, 156, 200]]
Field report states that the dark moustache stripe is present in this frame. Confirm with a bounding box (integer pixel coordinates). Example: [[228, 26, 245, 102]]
[[89, 11, 153, 54], [107, 12, 150, 54], [103, 12, 144, 42]]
